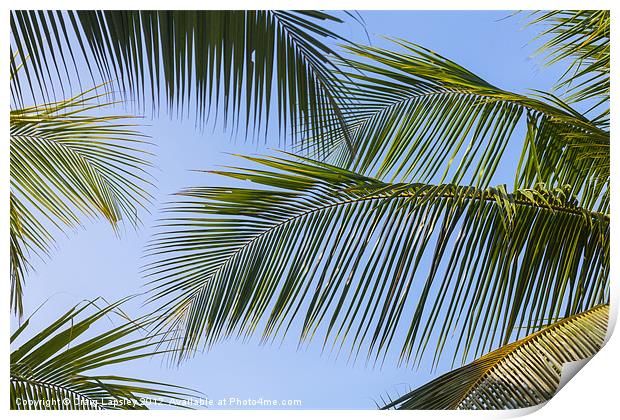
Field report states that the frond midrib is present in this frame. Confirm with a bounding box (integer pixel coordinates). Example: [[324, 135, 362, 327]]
[[336, 71, 608, 139], [158, 184, 607, 312], [452, 303, 608, 409]]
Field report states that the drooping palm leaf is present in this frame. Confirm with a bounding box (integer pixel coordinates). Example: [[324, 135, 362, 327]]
[[10, 87, 152, 316], [144, 155, 609, 366], [10, 297, 200, 410], [382, 304, 608, 409], [298, 40, 608, 213], [10, 10, 352, 148], [527, 10, 610, 119], [518, 11, 610, 214], [516, 108, 609, 214]]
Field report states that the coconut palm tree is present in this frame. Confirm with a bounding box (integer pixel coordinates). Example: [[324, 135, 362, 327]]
[[142, 10, 610, 408], [9, 9, 610, 410]]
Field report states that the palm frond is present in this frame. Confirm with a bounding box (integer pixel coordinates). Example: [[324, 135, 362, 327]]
[[520, 11, 610, 206], [516, 106, 609, 213], [10, 297, 200, 410], [144, 154, 609, 366], [382, 304, 608, 409], [10, 10, 352, 148], [527, 10, 610, 117], [10, 87, 152, 316], [298, 40, 608, 212]]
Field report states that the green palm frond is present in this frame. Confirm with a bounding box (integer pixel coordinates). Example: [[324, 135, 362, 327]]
[[382, 304, 609, 409], [144, 154, 609, 366], [527, 10, 610, 117], [10, 87, 152, 316], [517, 108, 609, 214], [10, 10, 352, 147], [298, 40, 608, 212], [10, 297, 200, 410]]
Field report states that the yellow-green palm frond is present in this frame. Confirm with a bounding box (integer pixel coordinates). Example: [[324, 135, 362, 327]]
[[10, 87, 153, 316], [382, 304, 609, 409], [527, 10, 609, 118], [10, 297, 200, 409]]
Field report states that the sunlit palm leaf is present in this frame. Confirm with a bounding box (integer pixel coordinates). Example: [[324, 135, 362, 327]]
[[516, 108, 609, 214], [144, 155, 609, 366], [10, 10, 352, 148], [527, 10, 609, 120], [10, 297, 200, 410], [298, 40, 608, 213], [382, 304, 608, 409], [10, 87, 152, 316], [518, 11, 610, 214]]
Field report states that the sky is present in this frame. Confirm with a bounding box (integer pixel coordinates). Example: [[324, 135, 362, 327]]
[[11, 10, 573, 409]]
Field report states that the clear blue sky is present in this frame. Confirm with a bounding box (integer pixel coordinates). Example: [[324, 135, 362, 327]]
[[12, 10, 571, 409]]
